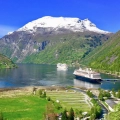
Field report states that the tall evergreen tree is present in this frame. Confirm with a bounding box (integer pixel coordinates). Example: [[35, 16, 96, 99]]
[[61, 109, 68, 120], [69, 108, 74, 120]]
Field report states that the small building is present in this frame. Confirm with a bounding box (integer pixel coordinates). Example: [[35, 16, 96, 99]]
[[105, 99, 117, 112]]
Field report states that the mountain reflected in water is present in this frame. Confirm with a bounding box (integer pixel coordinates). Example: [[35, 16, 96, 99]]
[[0, 64, 120, 90]]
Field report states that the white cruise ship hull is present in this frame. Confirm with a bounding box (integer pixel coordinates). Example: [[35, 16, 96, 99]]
[[73, 68, 102, 84], [74, 74, 102, 84], [57, 63, 68, 71]]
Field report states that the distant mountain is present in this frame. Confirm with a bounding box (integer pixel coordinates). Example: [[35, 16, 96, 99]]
[[16, 16, 109, 34], [0, 16, 111, 63], [0, 53, 16, 68], [81, 31, 120, 74]]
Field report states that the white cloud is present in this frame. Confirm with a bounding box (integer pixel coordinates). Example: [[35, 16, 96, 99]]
[[0, 25, 18, 38]]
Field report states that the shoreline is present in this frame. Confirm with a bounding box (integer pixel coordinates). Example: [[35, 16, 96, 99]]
[[0, 86, 67, 92], [0, 85, 99, 93], [0, 85, 99, 91], [0, 85, 99, 97]]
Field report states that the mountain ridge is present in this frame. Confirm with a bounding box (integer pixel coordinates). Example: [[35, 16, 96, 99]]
[[0, 16, 112, 63], [16, 16, 110, 34]]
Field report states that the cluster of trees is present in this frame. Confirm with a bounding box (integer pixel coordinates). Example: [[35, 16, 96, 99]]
[[98, 89, 111, 101], [86, 90, 94, 98], [45, 107, 75, 120], [112, 89, 120, 98], [86, 90, 102, 119], [0, 54, 16, 69], [61, 108, 74, 120], [90, 99, 102, 120], [74, 109, 83, 119]]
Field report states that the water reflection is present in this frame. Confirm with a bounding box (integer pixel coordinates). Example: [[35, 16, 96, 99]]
[[39, 67, 72, 86], [57, 68, 67, 77], [74, 79, 100, 89], [0, 64, 120, 90]]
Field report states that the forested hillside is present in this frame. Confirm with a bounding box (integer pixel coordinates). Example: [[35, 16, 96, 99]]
[[22, 32, 110, 65], [0, 53, 16, 68], [81, 31, 120, 75]]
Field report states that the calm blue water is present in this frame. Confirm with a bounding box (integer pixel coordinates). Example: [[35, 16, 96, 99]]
[[0, 64, 120, 90]]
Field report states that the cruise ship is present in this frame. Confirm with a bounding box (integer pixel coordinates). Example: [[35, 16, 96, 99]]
[[73, 67, 102, 83], [57, 63, 68, 70]]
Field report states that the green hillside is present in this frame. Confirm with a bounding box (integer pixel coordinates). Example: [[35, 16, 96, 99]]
[[0, 53, 16, 68], [23, 32, 110, 65], [81, 31, 120, 75]]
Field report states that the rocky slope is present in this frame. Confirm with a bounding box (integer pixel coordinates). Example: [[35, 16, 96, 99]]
[[22, 32, 112, 64]]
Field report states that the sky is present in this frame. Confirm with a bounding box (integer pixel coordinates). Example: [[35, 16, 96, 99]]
[[0, 0, 120, 37]]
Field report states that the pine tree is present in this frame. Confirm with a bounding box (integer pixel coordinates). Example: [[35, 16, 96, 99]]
[[61, 109, 68, 120], [69, 108, 74, 120]]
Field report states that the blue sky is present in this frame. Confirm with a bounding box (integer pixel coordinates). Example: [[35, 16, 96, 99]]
[[0, 0, 120, 37]]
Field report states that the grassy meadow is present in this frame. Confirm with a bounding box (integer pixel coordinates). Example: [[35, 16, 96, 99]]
[[46, 90, 91, 111], [0, 87, 91, 120], [0, 95, 48, 120]]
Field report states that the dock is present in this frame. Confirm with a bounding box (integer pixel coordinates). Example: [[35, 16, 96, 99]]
[[102, 79, 120, 82]]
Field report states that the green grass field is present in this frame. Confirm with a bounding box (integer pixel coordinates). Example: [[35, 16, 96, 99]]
[[46, 90, 91, 111], [0, 95, 48, 120], [0, 88, 91, 120]]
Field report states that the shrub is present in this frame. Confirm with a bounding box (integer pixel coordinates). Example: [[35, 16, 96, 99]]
[[47, 97, 51, 101], [0, 112, 3, 120], [38, 90, 46, 98]]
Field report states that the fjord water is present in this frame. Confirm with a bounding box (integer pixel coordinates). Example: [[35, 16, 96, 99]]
[[0, 64, 120, 90]]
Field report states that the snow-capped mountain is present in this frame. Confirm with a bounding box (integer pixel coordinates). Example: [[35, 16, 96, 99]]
[[0, 16, 112, 63], [17, 16, 109, 34]]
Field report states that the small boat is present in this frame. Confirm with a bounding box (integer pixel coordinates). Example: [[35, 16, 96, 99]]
[[57, 63, 68, 70], [73, 67, 102, 83]]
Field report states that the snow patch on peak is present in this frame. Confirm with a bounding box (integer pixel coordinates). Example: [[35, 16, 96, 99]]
[[7, 31, 13, 35], [17, 16, 110, 34]]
